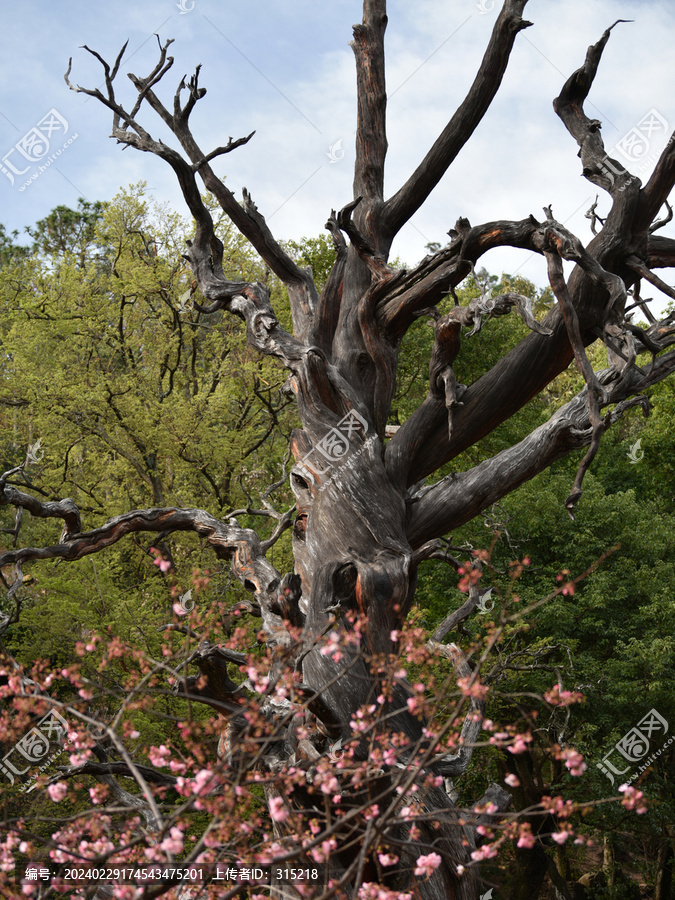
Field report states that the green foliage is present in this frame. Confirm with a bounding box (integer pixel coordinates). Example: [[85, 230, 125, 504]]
[[282, 233, 336, 292], [0, 183, 298, 695]]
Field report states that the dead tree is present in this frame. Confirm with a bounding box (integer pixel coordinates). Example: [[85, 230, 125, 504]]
[[2, 1, 675, 897]]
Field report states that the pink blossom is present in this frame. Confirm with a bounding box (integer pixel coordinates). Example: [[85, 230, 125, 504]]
[[507, 735, 530, 754], [552, 830, 571, 844], [378, 853, 399, 866], [148, 745, 171, 767], [414, 853, 442, 877], [456, 676, 490, 700], [504, 773, 520, 787], [192, 768, 217, 796], [311, 837, 337, 864], [618, 784, 647, 813], [47, 782, 67, 802], [544, 683, 584, 706], [516, 826, 536, 848], [269, 796, 289, 822], [562, 747, 587, 776], [89, 785, 107, 805], [319, 775, 339, 795], [160, 826, 184, 855], [470, 844, 499, 861]]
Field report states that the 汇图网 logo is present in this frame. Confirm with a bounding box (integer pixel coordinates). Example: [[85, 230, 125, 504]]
[[0, 709, 70, 792], [296, 409, 369, 490], [597, 708, 669, 785], [1, 109, 77, 191]]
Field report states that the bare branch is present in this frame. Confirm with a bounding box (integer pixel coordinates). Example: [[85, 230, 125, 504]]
[[625, 253, 675, 304], [66, 41, 319, 341], [553, 20, 637, 198], [0, 505, 291, 654], [377, 216, 541, 340], [430, 583, 486, 643], [646, 234, 675, 269], [351, 0, 388, 205], [636, 130, 675, 233], [383, 0, 532, 238], [426, 639, 484, 777], [405, 352, 675, 547]]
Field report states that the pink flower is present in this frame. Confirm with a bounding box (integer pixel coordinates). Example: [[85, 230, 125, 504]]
[[269, 796, 289, 822], [69, 750, 91, 766], [414, 853, 442, 877], [504, 773, 520, 787], [192, 768, 217, 796], [507, 734, 530, 754], [89, 785, 107, 804], [47, 782, 67, 802], [470, 844, 498, 861], [378, 853, 399, 866], [517, 830, 536, 848], [160, 826, 184, 855], [562, 748, 587, 776], [544, 683, 584, 706], [618, 784, 647, 813], [552, 830, 571, 844], [148, 745, 171, 767]]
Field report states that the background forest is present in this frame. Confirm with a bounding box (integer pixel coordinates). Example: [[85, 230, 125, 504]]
[[0, 187, 673, 898]]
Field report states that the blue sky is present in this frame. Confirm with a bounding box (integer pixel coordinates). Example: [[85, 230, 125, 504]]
[[1, 0, 674, 307]]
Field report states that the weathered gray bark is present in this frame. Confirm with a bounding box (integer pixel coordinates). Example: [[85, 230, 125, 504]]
[[2, 2, 674, 898]]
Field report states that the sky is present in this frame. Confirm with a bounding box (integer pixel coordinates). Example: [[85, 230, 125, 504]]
[[1, 0, 674, 309]]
